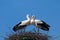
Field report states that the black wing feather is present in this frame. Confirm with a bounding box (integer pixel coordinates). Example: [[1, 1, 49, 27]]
[[13, 22, 27, 32], [13, 25, 27, 32], [37, 20, 50, 31]]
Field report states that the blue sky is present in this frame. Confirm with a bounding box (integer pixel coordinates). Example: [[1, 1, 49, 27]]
[[0, 0, 60, 40]]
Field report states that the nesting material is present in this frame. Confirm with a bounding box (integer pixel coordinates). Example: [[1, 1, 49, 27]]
[[5, 32, 49, 40]]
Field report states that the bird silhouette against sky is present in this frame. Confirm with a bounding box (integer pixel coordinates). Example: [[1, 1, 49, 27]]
[[13, 14, 50, 32]]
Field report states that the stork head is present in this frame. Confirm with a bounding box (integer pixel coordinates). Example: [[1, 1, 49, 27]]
[[26, 14, 30, 20], [31, 15, 35, 20]]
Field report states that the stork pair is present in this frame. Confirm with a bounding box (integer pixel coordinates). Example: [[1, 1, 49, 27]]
[[13, 14, 50, 32]]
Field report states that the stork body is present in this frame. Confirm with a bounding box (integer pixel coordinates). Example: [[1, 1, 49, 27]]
[[31, 16, 50, 31], [34, 20, 50, 31], [13, 15, 31, 32]]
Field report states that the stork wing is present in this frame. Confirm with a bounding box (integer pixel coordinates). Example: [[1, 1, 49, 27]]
[[13, 20, 30, 32], [35, 20, 50, 31]]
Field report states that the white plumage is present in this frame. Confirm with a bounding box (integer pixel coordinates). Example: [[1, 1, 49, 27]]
[[13, 14, 31, 32], [13, 14, 50, 32]]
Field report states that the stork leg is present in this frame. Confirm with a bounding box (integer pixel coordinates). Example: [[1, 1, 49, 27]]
[[38, 28, 39, 34], [24, 27, 26, 33]]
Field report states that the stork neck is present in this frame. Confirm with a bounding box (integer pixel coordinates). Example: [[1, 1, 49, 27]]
[[30, 19, 35, 24], [27, 17, 30, 20]]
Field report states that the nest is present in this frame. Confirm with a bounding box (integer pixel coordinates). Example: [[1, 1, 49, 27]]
[[5, 31, 49, 40]]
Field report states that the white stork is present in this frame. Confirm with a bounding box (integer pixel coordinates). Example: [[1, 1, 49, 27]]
[[13, 15, 50, 32], [13, 14, 31, 32], [31, 16, 50, 31]]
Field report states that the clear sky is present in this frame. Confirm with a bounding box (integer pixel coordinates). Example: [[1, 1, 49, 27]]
[[0, 0, 60, 40]]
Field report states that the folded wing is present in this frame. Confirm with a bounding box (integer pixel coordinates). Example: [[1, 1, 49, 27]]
[[13, 20, 30, 32], [35, 20, 50, 31]]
